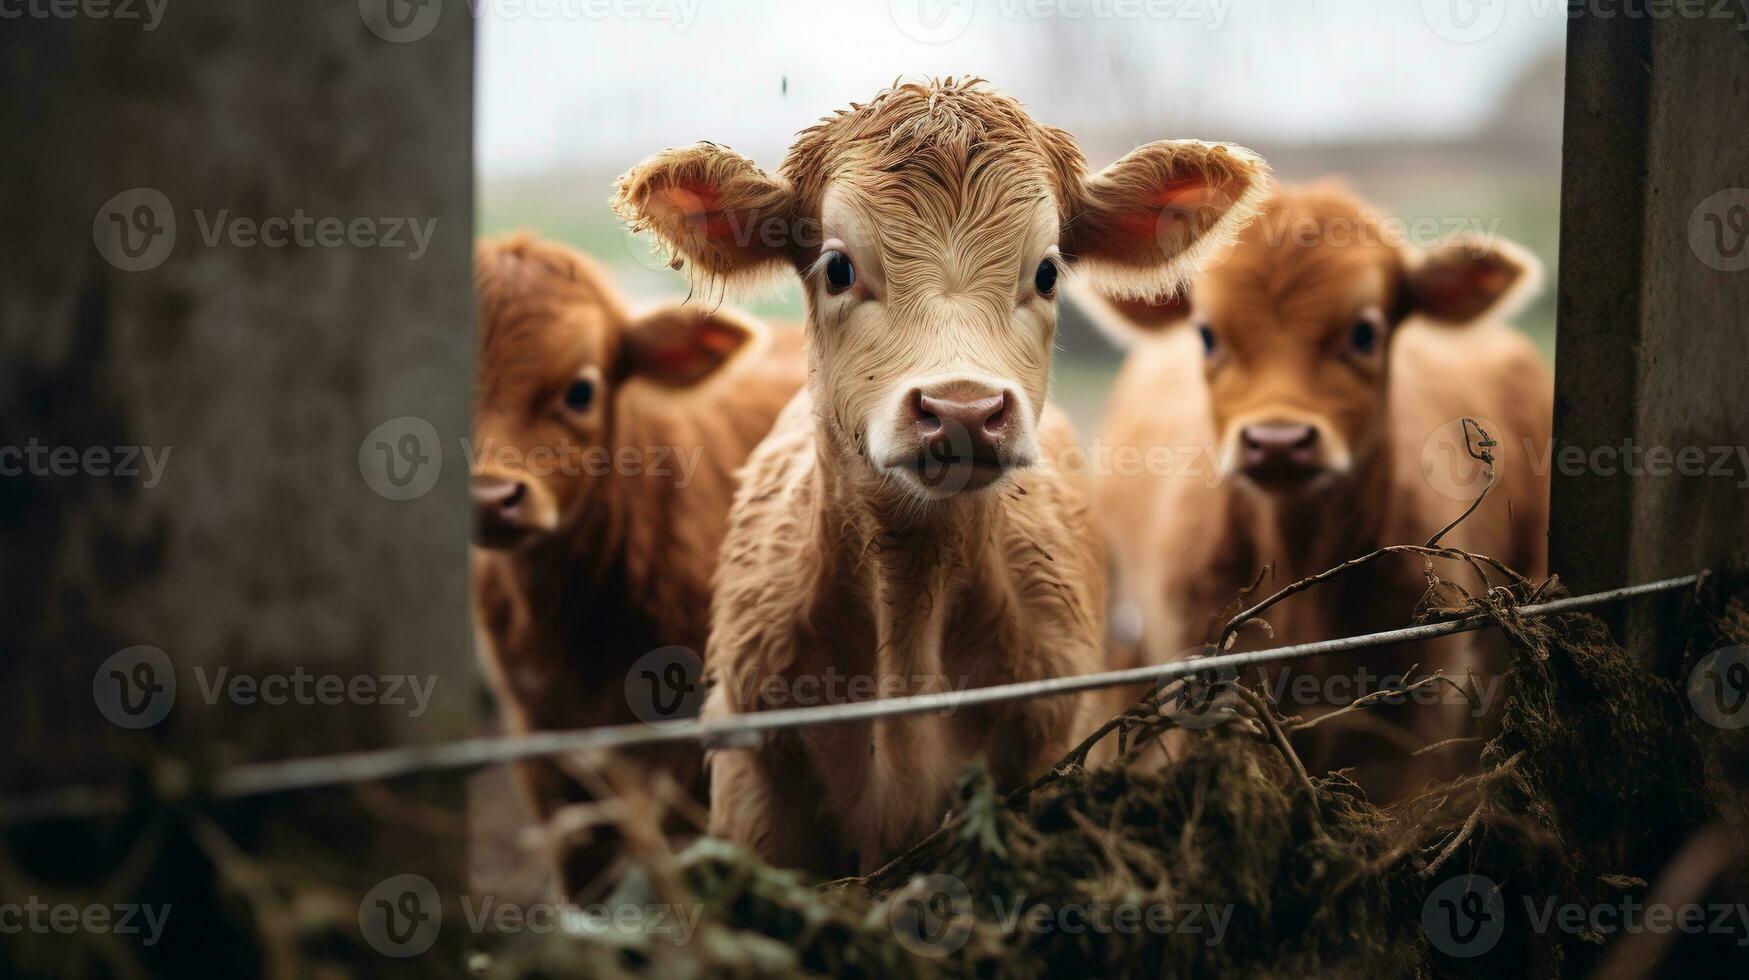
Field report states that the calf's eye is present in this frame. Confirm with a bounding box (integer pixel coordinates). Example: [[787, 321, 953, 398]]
[[1198, 324, 1217, 357], [823, 251, 856, 293], [1034, 259, 1058, 297], [1350, 319, 1378, 354], [563, 378, 596, 411]]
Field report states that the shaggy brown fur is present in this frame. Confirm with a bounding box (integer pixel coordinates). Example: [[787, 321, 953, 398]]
[[614, 78, 1272, 876], [1090, 183, 1552, 801], [470, 233, 804, 895]]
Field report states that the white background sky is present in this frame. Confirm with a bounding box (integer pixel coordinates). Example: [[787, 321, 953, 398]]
[[477, 0, 1567, 178]]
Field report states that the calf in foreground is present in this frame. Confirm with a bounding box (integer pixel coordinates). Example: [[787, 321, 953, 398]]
[[1091, 182, 1552, 798], [470, 233, 803, 894], [615, 78, 1270, 874]]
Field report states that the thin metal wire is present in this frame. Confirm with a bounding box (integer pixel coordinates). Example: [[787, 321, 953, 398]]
[[0, 573, 1699, 826]]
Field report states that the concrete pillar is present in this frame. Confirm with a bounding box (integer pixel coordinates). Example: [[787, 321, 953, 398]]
[[1551, 8, 1749, 669], [1, 2, 474, 973]]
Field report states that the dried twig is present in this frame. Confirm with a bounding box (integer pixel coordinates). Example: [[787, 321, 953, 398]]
[[1425, 418, 1497, 549], [1231, 683, 1317, 801], [1288, 672, 1468, 735]]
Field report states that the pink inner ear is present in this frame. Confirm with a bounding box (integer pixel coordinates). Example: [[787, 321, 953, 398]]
[[640, 317, 742, 377], [1151, 177, 1219, 210], [647, 343, 701, 372], [654, 184, 737, 240], [693, 320, 743, 355], [1426, 259, 1513, 305], [1105, 177, 1224, 250]]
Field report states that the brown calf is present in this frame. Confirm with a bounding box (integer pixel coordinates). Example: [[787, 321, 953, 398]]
[[470, 233, 803, 894], [614, 78, 1271, 875], [1091, 182, 1552, 799]]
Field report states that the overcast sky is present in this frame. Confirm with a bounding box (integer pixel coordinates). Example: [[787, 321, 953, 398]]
[[477, 0, 1566, 177]]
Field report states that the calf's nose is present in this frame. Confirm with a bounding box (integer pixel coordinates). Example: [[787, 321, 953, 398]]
[[916, 390, 1014, 441], [471, 475, 532, 545], [910, 390, 1012, 448], [1239, 422, 1320, 473]]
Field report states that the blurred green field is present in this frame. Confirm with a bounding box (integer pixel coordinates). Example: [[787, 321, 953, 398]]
[[481, 167, 1559, 435]]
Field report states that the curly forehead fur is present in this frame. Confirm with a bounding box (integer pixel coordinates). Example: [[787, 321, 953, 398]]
[[1212, 182, 1404, 315], [474, 233, 628, 378], [778, 77, 1087, 223]]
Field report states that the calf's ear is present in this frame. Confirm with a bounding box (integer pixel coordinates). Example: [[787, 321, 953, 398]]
[[1066, 140, 1271, 302], [620, 304, 759, 388], [1405, 236, 1543, 324], [613, 143, 799, 295]]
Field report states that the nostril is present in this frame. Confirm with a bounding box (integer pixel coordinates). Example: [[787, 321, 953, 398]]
[[471, 476, 526, 513], [1241, 424, 1317, 455], [982, 392, 1012, 437], [910, 389, 942, 434]]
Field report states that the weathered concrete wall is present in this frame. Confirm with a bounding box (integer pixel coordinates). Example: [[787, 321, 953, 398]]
[[1, 2, 474, 974], [1552, 10, 1749, 667]]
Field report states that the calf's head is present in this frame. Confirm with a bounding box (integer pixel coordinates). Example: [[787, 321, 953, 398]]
[[472, 234, 756, 548], [615, 78, 1269, 500], [1107, 183, 1541, 495]]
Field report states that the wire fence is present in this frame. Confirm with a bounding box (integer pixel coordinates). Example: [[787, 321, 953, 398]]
[[0, 572, 1699, 829]]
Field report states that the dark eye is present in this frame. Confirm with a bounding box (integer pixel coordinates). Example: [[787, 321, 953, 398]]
[[824, 251, 855, 293], [563, 378, 596, 411], [1034, 259, 1058, 296], [1350, 319, 1378, 354], [1198, 324, 1217, 357]]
